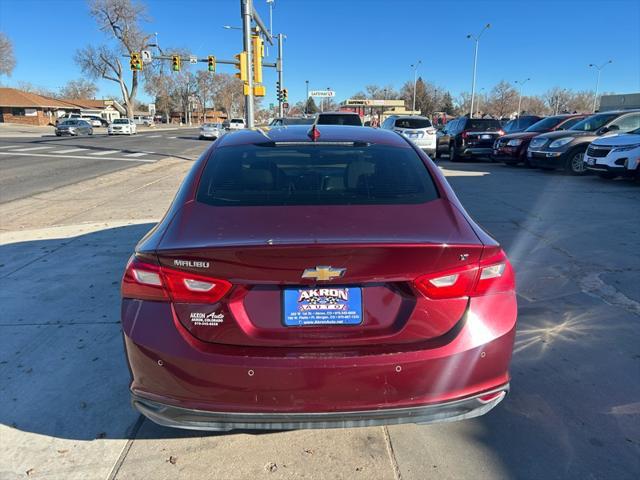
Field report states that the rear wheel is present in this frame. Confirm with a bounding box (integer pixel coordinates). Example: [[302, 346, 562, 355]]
[[565, 149, 587, 175]]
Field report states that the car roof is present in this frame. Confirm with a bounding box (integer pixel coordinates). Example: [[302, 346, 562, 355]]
[[392, 115, 429, 120], [216, 125, 410, 148]]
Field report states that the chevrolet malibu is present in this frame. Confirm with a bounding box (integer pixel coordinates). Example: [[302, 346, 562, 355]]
[[121, 125, 517, 431]]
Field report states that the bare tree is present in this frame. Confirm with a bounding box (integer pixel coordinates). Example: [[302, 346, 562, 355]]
[[0, 32, 16, 77], [487, 81, 518, 118], [59, 79, 99, 99], [13, 81, 57, 98], [75, 0, 153, 117], [212, 73, 245, 118]]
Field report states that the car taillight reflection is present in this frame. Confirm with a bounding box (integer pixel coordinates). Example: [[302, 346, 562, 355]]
[[414, 250, 515, 299], [122, 256, 232, 303]]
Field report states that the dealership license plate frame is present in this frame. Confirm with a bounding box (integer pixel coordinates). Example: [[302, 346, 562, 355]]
[[282, 286, 363, 327]]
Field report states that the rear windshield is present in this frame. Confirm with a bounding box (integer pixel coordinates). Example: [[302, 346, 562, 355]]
[[316, 114, 362, 126], [113, 119, 129, 124], [231, 119, 244, 124], [465, 119, 502, 131], [394, 118, 432, 129], [283, 117, 315, 125], [196, 144, 438, 206]]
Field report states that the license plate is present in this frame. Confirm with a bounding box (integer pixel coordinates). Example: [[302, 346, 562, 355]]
[[407, 132, 418, 138], [586, 157, 596, 166], [283, 287, 362, 326], [482, 134, 492, 140]]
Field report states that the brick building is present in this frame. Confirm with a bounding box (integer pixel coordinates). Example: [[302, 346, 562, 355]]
[[0, 88, 79, 126]]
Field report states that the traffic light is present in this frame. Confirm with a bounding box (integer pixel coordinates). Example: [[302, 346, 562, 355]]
[[207, 55, 216, 73], [171, 55, 181, 72], [276, 81, 281, 101], [130, 52, 142, 71], [234, 51, 248, 82], [282, 88, 288, 102], [251, 35, 263, 84]]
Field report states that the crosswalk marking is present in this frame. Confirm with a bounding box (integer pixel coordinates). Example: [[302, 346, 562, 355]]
[[167, 136, 177, 139], [0, 151, 156, 163], [124, 152, 149, 157], [0, 145, 21, 149], [146, 135, 162, 138], [56, 148, 88, 154], [12, 146, 54, 152], [90, 150, 120, 156]]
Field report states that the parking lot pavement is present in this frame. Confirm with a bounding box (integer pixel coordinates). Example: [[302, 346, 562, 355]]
[[1, 159, 638, 479]]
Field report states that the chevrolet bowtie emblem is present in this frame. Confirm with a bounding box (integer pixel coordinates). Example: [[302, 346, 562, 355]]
[[301, 266, 346, 281]]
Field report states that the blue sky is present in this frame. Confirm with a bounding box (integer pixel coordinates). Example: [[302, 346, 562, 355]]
[[1, 0, 639, 106]]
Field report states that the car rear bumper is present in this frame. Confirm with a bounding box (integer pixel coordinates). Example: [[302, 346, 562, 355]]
[[122, 293, 516, 430], [461, 147, 493, 156], [131, 385, 509, 431]]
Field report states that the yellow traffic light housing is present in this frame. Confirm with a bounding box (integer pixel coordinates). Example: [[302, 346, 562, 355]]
[[171, 55, 181, 72], [254, 85, 266, 97], [251, 35, 263, 84], [207, 55, 216, 73], [234, 51, 248, 81], [282, 88, 288, 102], [130, 52, 142, 71]]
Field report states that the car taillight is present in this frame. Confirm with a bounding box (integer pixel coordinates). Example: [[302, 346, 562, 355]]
[[461, 130, 469, 139], [122, 256, 232, 303], [498, 129, 505, 136], [414, 250, 515, 299], [426, 127, 436, 134]]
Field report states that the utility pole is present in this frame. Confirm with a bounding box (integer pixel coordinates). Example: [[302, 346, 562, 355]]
[[305, 80, 309, 114], [411, 60, 421, 113], [241, 0, 254, 127], [277, 33, 284, 117], [515, 78, 530, 118], [467, 23, 490, 118], [589, 60, 612, 113]]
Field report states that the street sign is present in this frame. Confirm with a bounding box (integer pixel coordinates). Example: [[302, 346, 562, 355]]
[[189, 55, 198, 64], [283, 102, 289, 109], [269, 103, 274, 109], [309, 90, 335, 98], [148, 103, 156, 114], [141, 50, 152, 64]]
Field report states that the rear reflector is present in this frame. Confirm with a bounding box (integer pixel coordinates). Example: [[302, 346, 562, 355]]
[[122, 256, 232, 303], [414, 249, 515, 299]]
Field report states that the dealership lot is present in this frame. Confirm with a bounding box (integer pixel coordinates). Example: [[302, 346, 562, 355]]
[[0, 153, 638, 479]]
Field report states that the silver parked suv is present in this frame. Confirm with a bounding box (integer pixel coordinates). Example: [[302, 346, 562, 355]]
[[381, 115, 437, 156]]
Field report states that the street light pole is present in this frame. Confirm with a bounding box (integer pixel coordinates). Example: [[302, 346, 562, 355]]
[[305, 80, 309, 114], [277, 33, 284, 117], [589, 60, 612, 113], [467, 23, 490, 119], [515, 78, 531, 117], [240, 0, 254, 127], [410, 60, 421, 113]]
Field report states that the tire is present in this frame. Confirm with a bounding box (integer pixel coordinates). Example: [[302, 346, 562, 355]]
[[449, 144, 458, 162], [565, 148, 587, 175]]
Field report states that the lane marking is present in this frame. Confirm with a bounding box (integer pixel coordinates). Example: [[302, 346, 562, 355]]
[[55, 148, 89, 154], [11, 146, 54, 152], [0, 145, 21, 149], [146, 135, 162, 138], [124, 152, 149, 157], [167, 136, 177, 139], [0, 151, 155, 163], [90, 150, 121, 156]]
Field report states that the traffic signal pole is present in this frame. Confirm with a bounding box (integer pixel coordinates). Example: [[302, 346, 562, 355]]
[[277, 33, 284, 117], [241, 0, 254, 128]]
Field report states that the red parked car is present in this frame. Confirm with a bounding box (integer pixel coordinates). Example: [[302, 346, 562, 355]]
[[121, 125, 517, 431], [492, 114, 586, 165]]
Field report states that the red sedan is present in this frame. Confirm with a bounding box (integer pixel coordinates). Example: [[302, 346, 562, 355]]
[[121, 125, 517, 431]]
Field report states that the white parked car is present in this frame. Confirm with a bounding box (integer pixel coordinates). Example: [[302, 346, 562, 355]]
[[227, 118, 246, 130], [108, 118, 137, 135], [199, 123, 224, 140], [584, 127, 640, 179], [133, 115, 153, 126], [381, 115, 437, 157]]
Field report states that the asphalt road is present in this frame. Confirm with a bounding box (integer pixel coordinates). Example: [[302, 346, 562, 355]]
[[0, 128, 208, 203], [1, 156, 639, 479]]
